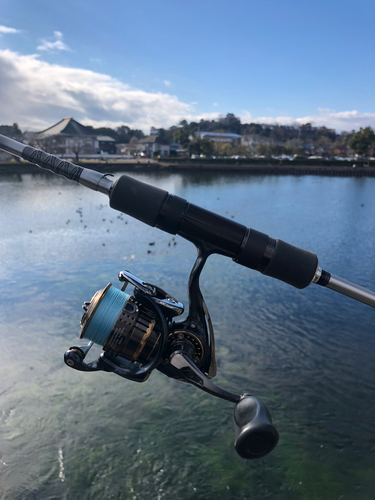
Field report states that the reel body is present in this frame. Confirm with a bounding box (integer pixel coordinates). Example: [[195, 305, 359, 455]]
[[64, 251, 279, 459]]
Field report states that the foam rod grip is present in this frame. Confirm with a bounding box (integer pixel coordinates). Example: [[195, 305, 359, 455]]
[[262, 239, 318, 289]]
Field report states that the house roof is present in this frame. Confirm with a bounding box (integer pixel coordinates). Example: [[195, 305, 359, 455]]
[[37, 118, 94, 138], [97, 135, 116, 142], [197, 131, 241, 139], [138, 135, 169, 145]]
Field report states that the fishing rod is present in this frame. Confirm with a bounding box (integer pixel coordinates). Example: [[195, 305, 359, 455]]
[[1, 133, 374, 460]]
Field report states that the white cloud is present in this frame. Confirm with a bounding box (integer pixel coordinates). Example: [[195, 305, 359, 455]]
[[0, 49, 213, 132], [37, 31, 71, 52], [164, 80, 171, 87], [239, 109, 375, 132], [0, 25, 21, 34], [0, 49, 373, 134]]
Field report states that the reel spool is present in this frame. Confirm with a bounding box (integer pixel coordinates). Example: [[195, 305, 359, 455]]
[[80, 283, 163, 366], [64, 271, 183, 382]]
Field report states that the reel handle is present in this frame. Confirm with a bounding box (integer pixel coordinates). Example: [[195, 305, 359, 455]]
[[234, 395, 279, 459]]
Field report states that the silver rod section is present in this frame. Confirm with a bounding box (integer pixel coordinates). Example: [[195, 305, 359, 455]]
[[79, 169, 113, 195], [326, 275, 375, 308], [0, 133, 27, 156]]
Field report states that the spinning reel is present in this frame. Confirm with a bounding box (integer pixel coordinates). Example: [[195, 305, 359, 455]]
[[64, 245, 279, 460]]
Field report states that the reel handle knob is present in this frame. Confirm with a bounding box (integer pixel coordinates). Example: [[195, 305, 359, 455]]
[[233, 395, 279, 459]]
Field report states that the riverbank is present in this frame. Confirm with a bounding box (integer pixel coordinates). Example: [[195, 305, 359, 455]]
[[1, 158, 375, 176]]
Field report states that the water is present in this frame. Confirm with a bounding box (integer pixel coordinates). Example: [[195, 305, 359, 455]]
[[0, 171, 374, 499]]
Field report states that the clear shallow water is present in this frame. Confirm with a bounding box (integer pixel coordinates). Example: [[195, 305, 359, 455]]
[[0, 171, 374, 499]]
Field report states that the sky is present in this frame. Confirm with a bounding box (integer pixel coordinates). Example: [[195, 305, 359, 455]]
[[0, 0, 374, 133]]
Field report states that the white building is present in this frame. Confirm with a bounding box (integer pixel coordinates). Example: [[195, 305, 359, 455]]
[[195, 131, 241, 146], [241, 134, 275, 153], [136, 135, 170, 157]]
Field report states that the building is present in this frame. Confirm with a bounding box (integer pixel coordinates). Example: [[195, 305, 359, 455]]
[[96, 136, 116, 155], [241, 134, 276, 154], [136, 135, 170, 157], [35, 118, 116, 157], [169, 141, 189, 157], [195, 131, 241, 146]]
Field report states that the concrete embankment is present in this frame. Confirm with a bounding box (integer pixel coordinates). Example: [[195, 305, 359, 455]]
[[1, 160, 375, 177], [164, 162, 375, 177]]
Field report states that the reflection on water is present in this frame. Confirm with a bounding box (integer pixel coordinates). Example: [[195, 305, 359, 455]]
[[0, 171, 374, 499]]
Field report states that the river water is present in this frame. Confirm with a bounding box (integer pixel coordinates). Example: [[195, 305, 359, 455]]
[[0, 171, 374, 500]]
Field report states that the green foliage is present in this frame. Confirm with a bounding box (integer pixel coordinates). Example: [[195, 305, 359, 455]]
[[0, 123, 23, 140], [189, 137, 214, 156], [88, 126, 119, 140], [349, 127, 375, 156], [173, 126, 191, 148], [157, 127, 174, 143], [255, 144, 303, 156], [313, 135, 333, 156], [214, 142, 235, 156], [254, 144, 270, 156], [241, 122, 266, 136], [83, 124, 145, 143], [116, 125, 145, 142]]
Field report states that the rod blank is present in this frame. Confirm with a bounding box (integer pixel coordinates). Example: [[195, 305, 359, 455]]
[[326, 275, 375, 308], [0, 134, 26, 157]]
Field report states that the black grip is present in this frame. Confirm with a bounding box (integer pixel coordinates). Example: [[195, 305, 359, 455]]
[[110, 175, 169, 227], [22, 146, 83, 182], [262, 239, 318, 289], [109, 175, 318, 289], [235, 230, 318, 289]]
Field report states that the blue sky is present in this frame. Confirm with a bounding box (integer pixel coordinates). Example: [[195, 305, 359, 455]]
[[1, 0, 374, 132]]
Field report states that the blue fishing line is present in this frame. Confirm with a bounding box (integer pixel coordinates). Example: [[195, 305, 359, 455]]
[[83, 286, 130, 346]]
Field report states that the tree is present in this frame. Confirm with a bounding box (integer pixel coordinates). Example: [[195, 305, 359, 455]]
[[89, 126, 118, 141], [157, 127, 174, 143], [349, 127, 375, 157], [284, 140, 303, 156], [217, 113, 241, 134], [254, 144, 290, 156], [0, 123, 23, 140], [313, 136, 333, 157], [270, 126, 287, 142], [254, 144, 270, 156], [71, 138, 86, 161], [173, 127, 191, 148], [189, 137, 214, 156], [233, 144, 251, 157], [115, 126, 145, 143], [215, 143, 234, 157]]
